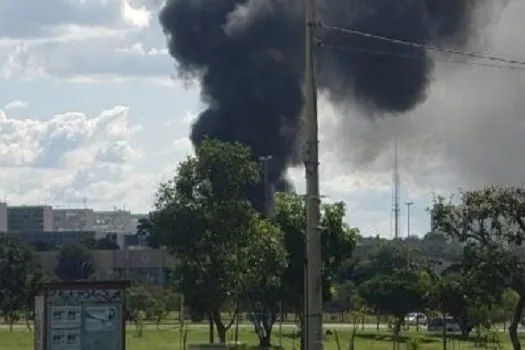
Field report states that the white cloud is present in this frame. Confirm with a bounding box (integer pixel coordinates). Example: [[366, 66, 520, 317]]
[[121, 0, 151, 28], [3, 100, 28, 110], [0, 0, 170, 83], [0, 105, 141, 168], [173, 137, 192, 152], [0, 0, 155, 41], [0, 105, 158, 210]]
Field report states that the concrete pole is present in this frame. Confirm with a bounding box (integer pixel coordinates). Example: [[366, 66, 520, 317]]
[[259, 156, 272, 218], [304, 0, 322, 347], [405, 201, 413, 238]]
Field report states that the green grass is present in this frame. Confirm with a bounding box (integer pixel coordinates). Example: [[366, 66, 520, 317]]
[[0, 327, 520, 350]]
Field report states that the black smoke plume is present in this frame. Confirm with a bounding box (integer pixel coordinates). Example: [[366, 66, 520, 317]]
[[159, 0, 497, 211]]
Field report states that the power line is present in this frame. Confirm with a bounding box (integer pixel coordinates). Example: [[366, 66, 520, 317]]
[[318, 41, 525, 71], [320, 22, 525, 67]]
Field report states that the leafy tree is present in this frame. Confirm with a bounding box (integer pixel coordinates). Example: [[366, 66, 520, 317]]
[[421, 232, 463, 262], [22, 268, 58, 331], [273, 192, 359, 340], [136, 217, 157, 248], [150, 138, 263, 343], [432, 186, 525, 350], [55, 244, 95, 281], [31, 240, 56, 251], [500, 289, 519, 327], [243, 216, 287, 347], [126, 284, 154, 336], [359, 269, 430, 338], [82, 237, 120, 250], [0, 238, 40, 331], [350, 242, 423, 285], [427, 267, 492, 336]]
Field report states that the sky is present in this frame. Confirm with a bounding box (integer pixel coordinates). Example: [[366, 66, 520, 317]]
[[0, 0, 524, 237]]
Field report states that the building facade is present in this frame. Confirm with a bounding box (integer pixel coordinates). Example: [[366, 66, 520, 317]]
[[37, 248, 172, 285], [0, 202, 7, 232], [53, 209, 95, 231], [5, 230, 97, 248], [93, 210, 135, 233], [8, 205, 53, 232]]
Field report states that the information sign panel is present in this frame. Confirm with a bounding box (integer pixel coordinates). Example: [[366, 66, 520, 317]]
[[35, 281, 128, 350]]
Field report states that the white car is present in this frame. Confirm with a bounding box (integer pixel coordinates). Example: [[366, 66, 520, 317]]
[[405, 312, 428, 326]]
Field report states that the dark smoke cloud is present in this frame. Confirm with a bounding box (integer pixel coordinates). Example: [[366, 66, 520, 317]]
[[159, 0, 505, 209]]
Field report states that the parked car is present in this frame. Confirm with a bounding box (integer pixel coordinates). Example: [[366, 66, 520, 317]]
[[427, 317, 461, 333], [404, 312, 428, 326]]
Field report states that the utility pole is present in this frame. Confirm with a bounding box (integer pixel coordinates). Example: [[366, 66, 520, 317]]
[[304, 0, 322, 347], [405, 201, 413, 238], [259, 156, 273, 218]]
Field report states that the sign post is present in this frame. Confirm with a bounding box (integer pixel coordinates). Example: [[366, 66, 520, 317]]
[[35, 281, 128, 350]]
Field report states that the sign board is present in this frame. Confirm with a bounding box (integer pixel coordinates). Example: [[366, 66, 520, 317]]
[[35, 281, 128, 350]]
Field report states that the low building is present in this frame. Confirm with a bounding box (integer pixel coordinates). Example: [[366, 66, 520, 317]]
[[5, 230, 98, 248], [37, 248, 173, 285], [8, 205, 53, 232]]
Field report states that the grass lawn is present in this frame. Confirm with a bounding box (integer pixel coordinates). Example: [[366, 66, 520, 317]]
[[0, 327, 518, 349]]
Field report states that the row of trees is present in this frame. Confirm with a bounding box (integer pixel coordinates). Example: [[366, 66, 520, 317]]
[[335, 238, 519, 337], [4, 138, 525, 350], [0, 237, 100, 330], [143, 139, 359, 347], [140, 138, 525, 350]]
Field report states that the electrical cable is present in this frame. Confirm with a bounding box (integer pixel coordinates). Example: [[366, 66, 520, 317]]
[[320, 22, 525, 67], [317, 41, 525, 71]]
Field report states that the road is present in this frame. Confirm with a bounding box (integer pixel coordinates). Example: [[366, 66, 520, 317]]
[[1, 322, 523, 333]]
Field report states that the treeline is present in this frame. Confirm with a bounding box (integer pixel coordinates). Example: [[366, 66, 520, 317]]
[[5, 138, 525, 350], [139, 139, 525, 350]]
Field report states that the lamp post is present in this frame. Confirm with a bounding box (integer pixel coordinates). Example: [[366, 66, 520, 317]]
[[259, 156, 273, 218], [405, 201, 413, 238]]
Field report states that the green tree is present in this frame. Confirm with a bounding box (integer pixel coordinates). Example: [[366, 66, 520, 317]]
[[351, 242, 422, 285], [82, 237, 120, 250], [273, 192, 358, 342], [136, 217, 157, 248], [243, 216, 287, 347], [427, 266, 493, 336], [500, 289, 519, 328], [0, 238, 40, 331], [55, 244, 95, 281], [150, 138, 263, 343], [126, 284, 154, 336], [432, 186, 525, 350], [359, 269, 430, 338]]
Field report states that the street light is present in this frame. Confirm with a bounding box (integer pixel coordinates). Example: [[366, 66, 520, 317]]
[[259, 156, 273, 218], [405, 201, 414, 238]]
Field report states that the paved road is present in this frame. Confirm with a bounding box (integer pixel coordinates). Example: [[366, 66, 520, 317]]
[[1, 323, 523, 333]]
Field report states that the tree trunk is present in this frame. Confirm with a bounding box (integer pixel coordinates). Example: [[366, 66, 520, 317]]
[[298, 313, 305, 350], [393, 317, 403, 339], [212, 310, 227, 343], [509, 295, 525, 350], [259, 328, 273, 348], [208, 313, 215, 343]]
